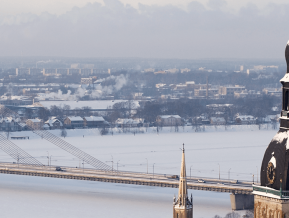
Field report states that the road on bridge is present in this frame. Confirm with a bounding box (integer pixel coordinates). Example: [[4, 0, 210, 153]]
[[0, 162, 254, 195]]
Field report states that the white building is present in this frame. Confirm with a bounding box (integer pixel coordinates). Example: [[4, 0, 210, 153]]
[[156, 115, 182, 126], [235, 115, 256, 124]]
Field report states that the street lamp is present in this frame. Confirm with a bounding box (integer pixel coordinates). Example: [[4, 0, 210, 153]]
[[117, 160, 120, 171], [105, 156, 114, 172], [111, 155, 114, 171], [17, 154, 19, 168], [252, 174, 254, 184], [47, 151, 49, 166], [145, 158, 148, 174], [228, 168, 231, 180], [256, 166, 258, 183], [82, 160, 84, 173], [218, 163, 220, 180], [190, 165, 193, 179]]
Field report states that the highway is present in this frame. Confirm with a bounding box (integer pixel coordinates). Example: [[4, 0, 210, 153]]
[[0, 162, 254, 195]]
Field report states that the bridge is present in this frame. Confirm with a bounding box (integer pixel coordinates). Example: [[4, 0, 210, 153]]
[[0, 162, 253, 195]]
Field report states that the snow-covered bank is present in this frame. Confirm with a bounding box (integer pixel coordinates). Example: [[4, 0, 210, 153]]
[[5, 123, 278, 139], [105, 123, 279, 135]]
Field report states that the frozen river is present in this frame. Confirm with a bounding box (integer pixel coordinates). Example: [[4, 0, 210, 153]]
[[0, 127, 277, 217]]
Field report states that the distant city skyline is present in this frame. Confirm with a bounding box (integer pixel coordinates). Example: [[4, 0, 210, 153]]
[[0, 0, 288, 59]]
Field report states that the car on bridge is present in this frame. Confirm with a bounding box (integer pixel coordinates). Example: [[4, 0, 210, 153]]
[[170, 175, 179, 180], [55, 167, 65, 172]]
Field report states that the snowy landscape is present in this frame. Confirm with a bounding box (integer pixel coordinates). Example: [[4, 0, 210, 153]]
[[1, 0, 289, 216], [0, 127, 278, 217]]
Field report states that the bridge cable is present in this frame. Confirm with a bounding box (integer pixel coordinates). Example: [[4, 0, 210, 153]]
[[0, 105, 111, 171]]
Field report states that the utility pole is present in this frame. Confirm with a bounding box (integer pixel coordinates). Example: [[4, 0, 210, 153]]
[[153, 163, 155, 179]]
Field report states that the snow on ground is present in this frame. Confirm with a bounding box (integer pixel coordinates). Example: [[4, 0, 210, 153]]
[[4, 125, 277, 180], [0, 128, 277, 218], [38, 100, 140, 109]]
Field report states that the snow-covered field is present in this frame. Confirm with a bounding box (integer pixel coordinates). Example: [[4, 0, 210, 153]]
[[0, 128, 277, 218]]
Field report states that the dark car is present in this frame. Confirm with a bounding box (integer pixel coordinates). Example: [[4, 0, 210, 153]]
[[170, 175, 179, 180], [55, 166, 65, 172]]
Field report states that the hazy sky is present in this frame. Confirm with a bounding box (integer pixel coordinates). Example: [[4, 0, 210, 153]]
[[0, 0, 289, 59], [1, 0, 289, 15]]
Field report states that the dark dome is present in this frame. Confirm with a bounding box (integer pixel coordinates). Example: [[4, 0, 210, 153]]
[[260, 129, 289, 190], [260, 40, 289, 190]]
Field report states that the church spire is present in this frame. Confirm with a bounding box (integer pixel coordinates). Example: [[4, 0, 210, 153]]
[[173, 143, 193, 218], [178, 143, 188, 206]]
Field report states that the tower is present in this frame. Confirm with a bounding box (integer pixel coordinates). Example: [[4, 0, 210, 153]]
[[253, 40, 289, 218], [173, 144, 193, 218]]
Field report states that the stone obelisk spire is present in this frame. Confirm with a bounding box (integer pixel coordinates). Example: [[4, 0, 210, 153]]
[[178, 144, 188, 207], [173, 144, 193, 218]]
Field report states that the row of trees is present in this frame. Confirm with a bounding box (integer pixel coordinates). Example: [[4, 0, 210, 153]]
[[133, 95, 280, 123], [22, 94, 280, 126], [27, 105, 99, 122]]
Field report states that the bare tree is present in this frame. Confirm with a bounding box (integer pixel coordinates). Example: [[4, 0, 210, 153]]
[[100, 126, 108, 136], [61, 129, 67, 138], [5, 129, 10, 139]]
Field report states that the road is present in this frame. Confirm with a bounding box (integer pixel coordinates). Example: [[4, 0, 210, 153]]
[[0, 162, 254, 195]]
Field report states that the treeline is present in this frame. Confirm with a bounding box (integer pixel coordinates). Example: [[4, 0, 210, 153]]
[[133, 95, 281, 122], [27, 105, 99, 121], [26, 94, 280, 124]]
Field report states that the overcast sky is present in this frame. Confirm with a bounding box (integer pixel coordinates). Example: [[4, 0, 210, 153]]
[[0, 0, 289, 59]]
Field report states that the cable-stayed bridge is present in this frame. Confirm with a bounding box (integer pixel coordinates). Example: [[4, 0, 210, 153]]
[[0, 162, 253, 195]]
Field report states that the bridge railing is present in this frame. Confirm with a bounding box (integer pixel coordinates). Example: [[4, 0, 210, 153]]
[[253, 185, 289, 198]]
